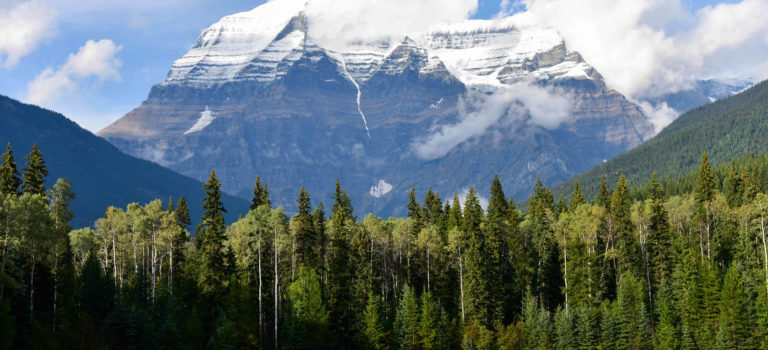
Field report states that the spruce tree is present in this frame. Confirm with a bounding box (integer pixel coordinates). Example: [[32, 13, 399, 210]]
[[363, 292, 385, 350], [327, 182, 353, 345], [723, 169, 742, 207], [250, 175, 271, 210], [696, 152, 716, 204], [407, 186, 423, 236], [394, 285, 419, 350], [198, 169, 228, 296], [0, 142, 21, 196], [612, 175, 639, 275], [418, 291, 438, 349], [570, 181, 586, 210], [648, 172, 672, 292], [175, 196, 191, 231], [294, 187, 317, 268], [462, 188, 492, 326], [595, 175, 612, 208], [21, 143, 48, 196]]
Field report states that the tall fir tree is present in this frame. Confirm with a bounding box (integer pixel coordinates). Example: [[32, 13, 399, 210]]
[[696, 152, 716, 204], [198, 169, 229, 296], [394, 285, 420, 350], [21, 143, 48, 196], [250, 175, 271, 210], [570, 181, 586, 210], [648, 172, 672, 293], [0, 143, 21, 196], [595, 175, 612, 208], [175, 196, 191, 231], [612, 175, 639, 275], [294, 187, 317, 269], [327, 182, 353, 346]]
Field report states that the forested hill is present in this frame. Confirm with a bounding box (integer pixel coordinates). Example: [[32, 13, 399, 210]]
[[558, 79, 768, 199], [0, 95, 248, 226]]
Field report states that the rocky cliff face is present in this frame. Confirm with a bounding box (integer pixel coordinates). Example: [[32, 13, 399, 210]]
[[99, 2, 654, 216]]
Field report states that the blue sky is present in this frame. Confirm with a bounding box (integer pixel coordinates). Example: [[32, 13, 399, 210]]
[[0, 0, 761, 132]]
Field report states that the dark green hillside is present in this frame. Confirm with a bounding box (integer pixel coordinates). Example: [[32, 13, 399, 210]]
[[0, 95, 249, 227], [559, 79, 768, 198]]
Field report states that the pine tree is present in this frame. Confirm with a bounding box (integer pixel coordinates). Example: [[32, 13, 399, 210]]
[[294, 187, 317, 269], [327, 182, 353, 346], [407, 186, 423, 236], [695, 152, 717, 261], [250, 175, 271, 210], [613, 175, 639, 275], [447, 194, 462, 230], [198, 169, 228, 296], [21, 143, 48, 196], [723, 169, 742, 207], [696, 152, 716, 204], [363, 292, 386, 350], [648, 172, 672, 293], [485, 175, 507, 324], [422, 187, 443, 229], [394, 285, 419, 350], [175, 196, 191, 231], [462, 187, 492, 326], [595, 175, 611, 208], [570, 181, 586, 210], [0, 143, 21, 196], [418, 291, 438, 349]]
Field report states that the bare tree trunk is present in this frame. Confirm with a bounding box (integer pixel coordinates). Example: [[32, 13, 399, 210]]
[[458, 248, 465, 323], [169, 241, 173, 294], [563, 244, 568, 314], [426, 245, 430, 292], [29, 256, 35, 321], [274, 225, 279, 349], [53, 244, 59, 333], [258, 237, 263, 342], [760, 209, 768, 299], [112, 231, 118, 288]]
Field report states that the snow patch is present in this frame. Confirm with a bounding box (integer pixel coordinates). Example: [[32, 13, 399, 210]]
[[369, 180, 393, 198], [185, 107, 217, 135]]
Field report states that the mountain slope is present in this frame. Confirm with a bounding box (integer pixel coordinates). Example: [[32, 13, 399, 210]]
[[561, 79, 768, 198], [98, 3, 654, 216], [0, 95, 249, 227]]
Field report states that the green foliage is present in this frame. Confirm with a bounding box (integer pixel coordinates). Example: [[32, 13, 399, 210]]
[[197, 170, 229, 296], [564, 79, 768, 201], [283, 266, 330, 349], [0, 143, 21, 196], [21, 143, 48, 196], [394, 285, 420, 350], [250, 175, 271, 211]]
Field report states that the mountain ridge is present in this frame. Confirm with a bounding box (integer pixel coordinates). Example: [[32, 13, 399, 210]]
[[0, 94, 249, 227]]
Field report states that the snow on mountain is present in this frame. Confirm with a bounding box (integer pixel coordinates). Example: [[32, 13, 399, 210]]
[[184, 107, 217, 134], [163, 0, 307, 86], [100, 1, 654, 218], [161, 3, 591, 93]]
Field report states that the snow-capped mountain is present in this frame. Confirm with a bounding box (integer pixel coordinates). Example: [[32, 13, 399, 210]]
[[99, 1, 654, 215]]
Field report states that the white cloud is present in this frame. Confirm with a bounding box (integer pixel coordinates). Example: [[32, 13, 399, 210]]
[[303, 0, 477, 50], [638, 101, 678, 133], [27, 39, 122, 105], [0, 0, 58, 68], [412, 83, 571, 160], [521, 0, 768, 100]]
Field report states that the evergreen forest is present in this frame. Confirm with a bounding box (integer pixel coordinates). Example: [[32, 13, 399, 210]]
[[2, 141, 768, 349]]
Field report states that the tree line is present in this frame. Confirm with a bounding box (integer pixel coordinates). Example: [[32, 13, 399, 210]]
[[1, 141, 768, 349]]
